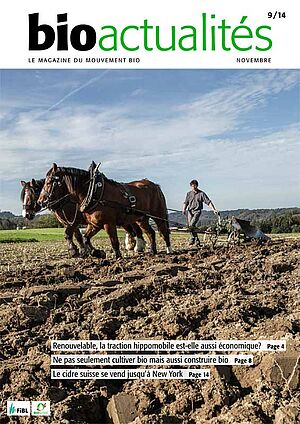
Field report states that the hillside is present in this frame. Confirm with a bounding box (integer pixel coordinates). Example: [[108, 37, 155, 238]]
[[168, 207, 300, 227], [1, 208, 300, 231], [0, 211, 17, 219]]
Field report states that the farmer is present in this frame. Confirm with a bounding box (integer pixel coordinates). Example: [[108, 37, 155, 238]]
[[183, 180, 219, 246]]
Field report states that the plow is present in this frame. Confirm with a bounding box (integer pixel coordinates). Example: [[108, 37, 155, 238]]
[[169, 214, 270, 248], [202, 216, 270, 247]]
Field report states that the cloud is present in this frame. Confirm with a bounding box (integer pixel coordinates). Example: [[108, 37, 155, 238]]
[[176, 70, 299, 134], [32, 70, 111, 121], [130, 88, 147, 97], [0, 69, 299, 213]]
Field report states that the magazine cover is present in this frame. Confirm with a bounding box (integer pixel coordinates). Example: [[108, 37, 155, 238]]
[[0, 1, 299, 423]]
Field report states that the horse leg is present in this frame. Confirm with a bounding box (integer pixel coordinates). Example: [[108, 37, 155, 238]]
[[82, 224, 106, 259], [154, 219, 173, 254], [137, 218, 157, 255], [73, 227, 85, 253], [133, 223, 146, 253], [123, 224, 145, 253], [76, 227, 100, 256], [104, 223, 121, 259], [123, 225, 136, 252], [64, 225, 79, 257]]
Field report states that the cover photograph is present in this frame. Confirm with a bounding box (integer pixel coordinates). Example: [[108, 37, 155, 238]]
[[0, 1, 299, 423]]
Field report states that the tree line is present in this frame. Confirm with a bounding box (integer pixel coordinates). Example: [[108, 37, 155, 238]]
[[1, 210, 300, 233], [0, 214, 63, 230], [254, 213, 300, 234]]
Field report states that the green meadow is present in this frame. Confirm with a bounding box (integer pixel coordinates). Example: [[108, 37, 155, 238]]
[[0, 228, 110, 243], [0, 227, 298, 244]]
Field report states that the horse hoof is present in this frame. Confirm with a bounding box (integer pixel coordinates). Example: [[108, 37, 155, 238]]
[[134, 238, 146, 253], [69, 249, 79, 258], [92, 249, 106, 259], [79, 249, 88, 258], [115, 250, 122, 259]]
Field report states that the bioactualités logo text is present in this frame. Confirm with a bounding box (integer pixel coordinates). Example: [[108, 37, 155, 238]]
[[28, 12, 273, 53]]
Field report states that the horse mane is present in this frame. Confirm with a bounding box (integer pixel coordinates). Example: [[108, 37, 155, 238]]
[[102, 174, 119, 186], [57, 167, 89, 177], [20, 186, 26, 201], [50, 167, 90, 196]]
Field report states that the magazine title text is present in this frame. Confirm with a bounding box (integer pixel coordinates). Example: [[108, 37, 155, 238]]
[[28, 13, 273, 53]]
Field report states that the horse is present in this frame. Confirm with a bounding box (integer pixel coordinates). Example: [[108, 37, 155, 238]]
[[21, 178, 145, 257], [20, 178, 97, 257], [38, 163, 172, 259]]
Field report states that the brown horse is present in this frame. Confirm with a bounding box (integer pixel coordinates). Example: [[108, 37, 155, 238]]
[[21, 178, 145, 257], [21, 178, 98, 257], [38, 164, 172, 258]]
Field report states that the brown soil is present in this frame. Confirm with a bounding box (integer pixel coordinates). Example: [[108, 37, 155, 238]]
[[0, 236, 299, 424]]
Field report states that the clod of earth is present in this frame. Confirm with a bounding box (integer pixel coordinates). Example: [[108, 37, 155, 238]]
[[0, 237, 299, 423]]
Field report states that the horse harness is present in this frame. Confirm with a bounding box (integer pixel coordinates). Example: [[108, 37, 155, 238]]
[[43, 164, 168, 224], [22, 180, 45, 212], [39, 176, 80, 226], [80, 164, 137, 214]]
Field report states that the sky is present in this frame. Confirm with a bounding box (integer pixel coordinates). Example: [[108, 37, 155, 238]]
[[0, 69, 299, 215]]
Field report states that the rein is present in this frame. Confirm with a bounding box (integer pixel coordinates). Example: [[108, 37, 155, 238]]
[[43, 167, 175, 225], [38, 193, 79, 227], [97, 199, 170, 223], [62, 202, 79, 226], [40, 168, 216, 232], [96, 199, 208, 231], [39, 193, 73, 213]]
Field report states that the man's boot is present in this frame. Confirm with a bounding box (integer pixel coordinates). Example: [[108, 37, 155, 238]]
[[189, 236, 195, 245]]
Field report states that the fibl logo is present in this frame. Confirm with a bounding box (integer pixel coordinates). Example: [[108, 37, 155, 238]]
[[7, 401, 30, 416]]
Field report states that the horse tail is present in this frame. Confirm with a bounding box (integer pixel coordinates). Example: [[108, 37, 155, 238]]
[[156, 184, 169, 226]]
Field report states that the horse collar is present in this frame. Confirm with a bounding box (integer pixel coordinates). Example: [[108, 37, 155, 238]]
[[80, 170, 105, 213]]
